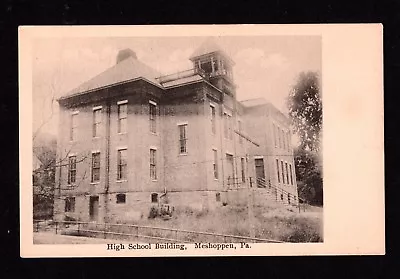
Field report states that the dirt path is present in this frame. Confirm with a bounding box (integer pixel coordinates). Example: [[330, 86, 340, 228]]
[[33, 232, 132, 244]]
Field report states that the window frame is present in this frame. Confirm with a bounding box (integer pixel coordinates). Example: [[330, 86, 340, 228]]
[[213, 149, 218, 180], [210, 104, 216, 134], [92, 107, 102, 138], [276, 159, 280, 183], [91, 152, 101, 183], [67, 155, 77, 185], [70, 111, 79, 141], [178, 124, 188, 154], [65, 197, 75, 212], [116, 193, 126, 204], [289, 164, 294, 185], [149, 100, 157, 134], [117, 148, 127, 181], [281, 160, 285, 184], [150, 148, 157, 180], [117, 101, 128, 134], [241, 157, 246, 183]]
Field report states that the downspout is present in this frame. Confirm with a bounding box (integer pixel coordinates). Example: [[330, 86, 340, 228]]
[[104, 91, 111, 223]]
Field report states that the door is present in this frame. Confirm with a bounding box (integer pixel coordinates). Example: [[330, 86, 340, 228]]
[[255, 158, 265, 187], [89, 196, 99, 221], [226, 154, 234, 187]]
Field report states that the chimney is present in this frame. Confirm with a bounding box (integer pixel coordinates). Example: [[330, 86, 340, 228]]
[[116, 48, 137, 64]]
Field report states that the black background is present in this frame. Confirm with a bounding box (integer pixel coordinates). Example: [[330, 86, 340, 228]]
[[1, 0, 397, 278]]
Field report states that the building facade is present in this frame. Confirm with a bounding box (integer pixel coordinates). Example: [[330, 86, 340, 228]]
[[54, 40, 298, 223]]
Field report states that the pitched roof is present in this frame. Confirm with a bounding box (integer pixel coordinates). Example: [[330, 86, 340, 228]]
[[189, 37, 226, 60], [63, 56, 162, 97]]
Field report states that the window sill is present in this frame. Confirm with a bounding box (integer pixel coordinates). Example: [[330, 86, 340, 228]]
[[179, 153, 188, 156], [151, 179, 158, 182], [92, 137, 101, 140], [90, 182, 100, 185], [116, 180, 128, 183], [117, 132, 127, 135]]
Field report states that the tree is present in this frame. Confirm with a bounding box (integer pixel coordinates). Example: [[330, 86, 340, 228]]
[[287, 71, 322, 152], [288, 71, 323, 205]]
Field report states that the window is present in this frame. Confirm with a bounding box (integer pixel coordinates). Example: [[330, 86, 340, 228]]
[[281, 194, 284, 201], [150, 149, 157, 180], [116, 193, 126, 204], [149, 101, 157, 133], [287, 131, 291, 150], [117, 102, 127, 133], [65, 197, 75, 212], [289, 164, 294, 185], [276, 159, 280, 183], [216, 192, 221, 202], [151, 193, 158, 203], [241, 157, 245, 183], [91, 152, 100, 182], [285, 163, 289, 186], [117, 149, 127, 180], [238, 120, 243, 144], [229, 115, 233, 140], [281, 160, 285, 184], [213, 149, 218, 179], [179, 124, 188, 154], [210, 105, 216, 134], [68, 156, 76, 184], [273, 124, 277, 148], [92, 107, 102, 137], [70, 112, 78, 141], [288, 193, 291, 204], [277, 127, 281, 148], [223, 113, 228, 139]]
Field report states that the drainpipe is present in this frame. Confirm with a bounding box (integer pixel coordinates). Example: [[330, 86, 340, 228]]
[[104, 92, 111, 223]]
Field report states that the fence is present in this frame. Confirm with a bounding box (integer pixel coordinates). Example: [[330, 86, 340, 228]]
[[33, 219, 284, 244]]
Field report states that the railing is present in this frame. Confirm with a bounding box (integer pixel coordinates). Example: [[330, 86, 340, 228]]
[[256, 177, 306, 212], [33, 219, 284, 244], [156, 68, 206, 84]]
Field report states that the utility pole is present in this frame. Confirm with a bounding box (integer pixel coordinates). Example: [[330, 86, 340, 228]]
[[235, 129, 259, 240]]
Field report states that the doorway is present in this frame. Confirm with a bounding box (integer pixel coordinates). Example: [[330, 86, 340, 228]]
[[89, 196, 99, 221], [255, 158, 265, 187]]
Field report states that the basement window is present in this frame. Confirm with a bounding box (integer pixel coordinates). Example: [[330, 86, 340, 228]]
[[151, 193, 158, 203], [216, 192, 221, 202], [116, 194, 126, 204]]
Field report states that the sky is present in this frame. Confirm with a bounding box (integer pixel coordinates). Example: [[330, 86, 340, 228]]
[[32, 36, 321, 138]]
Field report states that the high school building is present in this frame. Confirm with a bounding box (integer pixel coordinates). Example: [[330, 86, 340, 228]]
[[54, 39, 298, 222]]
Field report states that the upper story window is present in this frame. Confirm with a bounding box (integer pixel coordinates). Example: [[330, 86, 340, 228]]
[[223, 112, 233, 140], [117, 101, 128, 134], [273, 123, 277, 148], [149, 101, 157, 133], [67, 156, 76, 185], [178, 124, 188, 154], [210, 104, 216, 134], [117, 149, 127, 181], [241, 157, 245, 182], [91, 152, 100, 183], [92, 107, 102, 138], [70, 112, 78, 141]]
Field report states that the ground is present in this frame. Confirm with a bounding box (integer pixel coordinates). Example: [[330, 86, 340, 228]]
[[34, 201, 323, 244]]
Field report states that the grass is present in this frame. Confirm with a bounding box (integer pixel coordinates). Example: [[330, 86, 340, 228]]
[[122, 202, 323, 243], [58, 202, 323, 243]]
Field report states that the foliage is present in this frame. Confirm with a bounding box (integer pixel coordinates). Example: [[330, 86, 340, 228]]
[[294, 147, 323, 205], [288, 71, 323, 206], [288, 71, 322, 152], [33, 134, 57, 219]]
